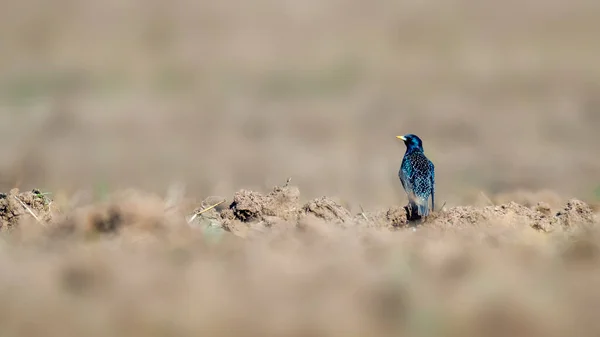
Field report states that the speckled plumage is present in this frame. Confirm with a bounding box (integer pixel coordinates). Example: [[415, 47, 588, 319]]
[[397, 134, 435, 217]]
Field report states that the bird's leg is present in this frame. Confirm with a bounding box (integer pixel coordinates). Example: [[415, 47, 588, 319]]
[[404, 204, 412, 220], [404, 200, 421, 222]]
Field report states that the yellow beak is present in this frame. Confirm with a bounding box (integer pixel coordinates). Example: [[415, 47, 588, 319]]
[[396, 135, 406, 141]]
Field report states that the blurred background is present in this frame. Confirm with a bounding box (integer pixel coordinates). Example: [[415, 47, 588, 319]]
[[0, 0, 599, 209]]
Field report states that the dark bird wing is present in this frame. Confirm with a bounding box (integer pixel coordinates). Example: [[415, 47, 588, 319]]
[[398, 157, 410, 191]]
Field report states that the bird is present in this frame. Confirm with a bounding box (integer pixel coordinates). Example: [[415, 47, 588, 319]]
[[396, 134, 435, 218]]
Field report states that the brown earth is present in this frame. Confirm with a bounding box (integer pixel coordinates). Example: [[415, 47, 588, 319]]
[[0, 185, 598, 337], [214, 183, 598, 237], [5, 184, 596, 238]]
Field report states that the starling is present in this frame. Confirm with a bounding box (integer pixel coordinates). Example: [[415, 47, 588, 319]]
[[397, 134, 435, 218]]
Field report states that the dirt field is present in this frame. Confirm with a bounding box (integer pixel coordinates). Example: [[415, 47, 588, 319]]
[[1, 0, 600, 335], [0, 184, 598, 337]]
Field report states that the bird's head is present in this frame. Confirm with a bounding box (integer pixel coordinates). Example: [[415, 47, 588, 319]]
[[396, 134, 424, 152]]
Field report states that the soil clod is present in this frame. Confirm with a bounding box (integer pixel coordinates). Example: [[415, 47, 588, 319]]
[[0, 188, 52, 229], [302, 196, 351, 224], [228, 184, 301, 223]]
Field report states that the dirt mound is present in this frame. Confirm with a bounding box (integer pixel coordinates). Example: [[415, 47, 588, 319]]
[[429, 206, 488, 228], [220, 185, 360, 235], [428, 202, 547, 230], [228, 184, 300, 222], [219, 184, 302, 236], [302, 196, 352, 223], [354, 206, 410, 230], [429, 199, 596, 232], [0, 188, 52, 229], [216, 184, 598, 237], [220, 183, 398, 233], [5, 183, 589, 240], [555, 199, 596, 229]]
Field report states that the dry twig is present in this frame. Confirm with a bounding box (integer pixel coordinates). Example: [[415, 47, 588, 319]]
[[359, 204, 369, 221], [188, 199, 227, 224], [480, 191, 494, 206], [13, 196, 44, 226]]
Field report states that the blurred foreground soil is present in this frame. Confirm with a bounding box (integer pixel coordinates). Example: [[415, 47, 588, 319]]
[[0, 184, 598, 337]]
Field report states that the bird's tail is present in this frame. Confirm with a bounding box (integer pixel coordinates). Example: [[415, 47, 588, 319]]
[[417, 203, 429, 217], [410, 198, 429, 217]]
